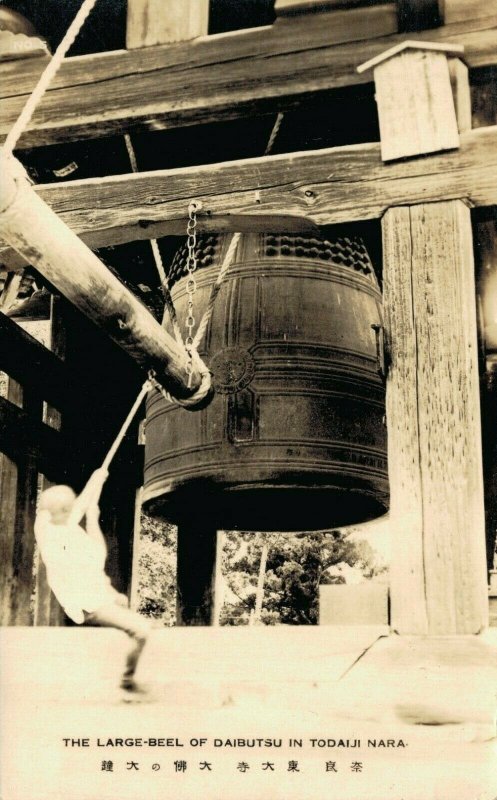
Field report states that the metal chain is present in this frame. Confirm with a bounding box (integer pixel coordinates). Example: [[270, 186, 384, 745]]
[[185, 201, 200, 386]]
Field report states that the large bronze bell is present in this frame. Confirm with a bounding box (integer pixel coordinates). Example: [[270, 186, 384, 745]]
[[143, 233, 388, 531]]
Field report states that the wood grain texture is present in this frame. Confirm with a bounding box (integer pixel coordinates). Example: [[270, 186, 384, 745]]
[[0, 165, 202, 398], [444, 0, 497, 24], [383, 201, 489, 635], [126, 0, 209, 48], [1, 125, 494, 267], [1, 11, 495, 147], [382, 207, 428, 635], [274, 0, 390, 13], [449, 58, 472, 133], [0, 384, 44, 626], [33, 297, 67, 626], [373, 49, 459, 161]]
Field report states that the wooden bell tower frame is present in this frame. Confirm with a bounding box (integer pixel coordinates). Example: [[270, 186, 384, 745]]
[[0, 0, 496, 639]]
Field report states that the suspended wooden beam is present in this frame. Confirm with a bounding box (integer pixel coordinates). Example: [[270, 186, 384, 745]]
[[0, 160, 201, 399], [0, 10, 495, 148], [126, 0, 209, 48], [1, 124, 495, 270]]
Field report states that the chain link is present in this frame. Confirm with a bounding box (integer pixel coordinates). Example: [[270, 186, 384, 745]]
[[185, 201, 200, 386]]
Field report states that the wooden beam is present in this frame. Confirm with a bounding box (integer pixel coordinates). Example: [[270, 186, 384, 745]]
[[358, 43, 461, 161], [444, 0, 496, 25], [274, 0, 390, 13], [0, 394, 67, 482], [0, 125, 495, 269], [1, 11, 496, 148], [127, 0, 209, 48], [0, 313, 78, 413], [0, 160, 203, 399], [0, 379, 39, 625], [384, 201, 489, 635], [33, 296, 67, 626]]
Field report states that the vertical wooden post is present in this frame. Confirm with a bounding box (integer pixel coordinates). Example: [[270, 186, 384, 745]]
[[357, 43, 464, 162], [126, 0, 209, 48], [176, 517, 218, 625], [383, 201, 489, 634], [359, 42, 489, 634], [0, 380, 40, 625], [33, 297, 67, 626]]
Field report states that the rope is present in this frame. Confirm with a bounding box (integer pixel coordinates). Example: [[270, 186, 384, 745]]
[[189, 112, 284, 351], [265, 112, 284, 156], [124, 133, 184, 346], [148, 362, 212, 409], [4, 0, 100, 157], [100, 379, 152, 473], [192, 232, 241, 350]]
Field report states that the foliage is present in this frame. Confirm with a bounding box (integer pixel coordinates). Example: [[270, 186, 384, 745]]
[[135, 513, 387, 626], [220, 530, 386, 626], [135, 512, 177, 625]]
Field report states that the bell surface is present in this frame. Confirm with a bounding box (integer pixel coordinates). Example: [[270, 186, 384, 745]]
[[143, 233, 388, 531]]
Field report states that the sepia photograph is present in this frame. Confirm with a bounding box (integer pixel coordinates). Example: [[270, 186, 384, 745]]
[[0, 0, 496, 797]]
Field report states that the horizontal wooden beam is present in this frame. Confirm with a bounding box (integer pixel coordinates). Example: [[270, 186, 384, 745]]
[[1, 125, 495, 266], [0, 314, 77, 413], [0, 396, 66, 481], [0, 10, 495, 147], [0, 161, 203, 399]]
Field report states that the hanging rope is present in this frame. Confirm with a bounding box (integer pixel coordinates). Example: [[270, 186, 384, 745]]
[[100, 379, 152, 473], [4, 0, 100, 157], [124, 133, 184, 346], [264, 111, 284, 156], [192, 232, 241, 350], [189, 111, 284, 351]]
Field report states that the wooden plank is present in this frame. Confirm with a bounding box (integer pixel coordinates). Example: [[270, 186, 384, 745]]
[[383, 201, 489, 635], [127, 0, 209, 48], [0, 395, 66, 479], [397, 0, 442, 32], [371, 48, 459, 160], [0, 162, 203, 399], [382, 206, 427, 635], [449, 58, 472, 133], [0, 313, 77, 413], [0, 380, 41, 625], [0, 125, 494, 267], [275, 0, 391, 13], [1, 11, 496, 148], [444, 0, 497, 24], [33, 297, 67, 626]]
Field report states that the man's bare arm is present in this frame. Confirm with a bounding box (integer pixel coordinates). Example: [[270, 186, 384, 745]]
[[68, 468, 108, 526], [85, 503, 107, 554]]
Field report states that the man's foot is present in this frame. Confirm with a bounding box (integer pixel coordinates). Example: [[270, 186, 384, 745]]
[[120, 678, 148, 694]]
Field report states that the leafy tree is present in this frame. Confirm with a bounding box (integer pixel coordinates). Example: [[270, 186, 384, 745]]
[[135, 515, 387, 626], [220, 530, 386, 626]]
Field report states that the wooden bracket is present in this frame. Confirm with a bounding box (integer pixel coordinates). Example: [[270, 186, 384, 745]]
[[358, 41, 465, 161]]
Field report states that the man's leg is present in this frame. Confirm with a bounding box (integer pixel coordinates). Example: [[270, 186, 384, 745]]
[[86, 603, 151, 689]]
